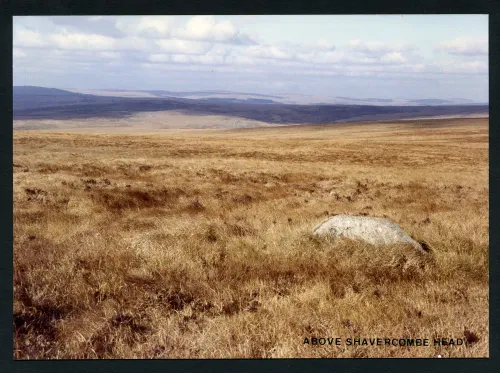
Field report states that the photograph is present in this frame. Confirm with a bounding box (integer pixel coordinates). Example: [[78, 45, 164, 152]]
[[12, 15, 489, 359]]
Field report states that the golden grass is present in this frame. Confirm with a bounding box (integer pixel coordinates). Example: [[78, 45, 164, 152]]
[[13, 118, 489, 359]]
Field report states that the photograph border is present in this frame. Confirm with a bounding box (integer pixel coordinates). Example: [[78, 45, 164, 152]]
[[1, 1, 498, 372]]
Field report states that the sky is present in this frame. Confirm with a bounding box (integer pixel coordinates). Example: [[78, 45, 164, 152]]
[[13, 15, 489, 102]]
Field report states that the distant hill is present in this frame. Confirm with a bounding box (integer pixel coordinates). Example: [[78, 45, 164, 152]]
[[14, 86, 81, 96], [13, 86, 489, 126], [200, 97, 277, 104], [13, 86, 123, 111], [141, 90, 283, 99], [67, 88, 486, 106]]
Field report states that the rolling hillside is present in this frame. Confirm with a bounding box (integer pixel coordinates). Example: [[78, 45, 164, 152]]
[[13, 86, 489, 126]]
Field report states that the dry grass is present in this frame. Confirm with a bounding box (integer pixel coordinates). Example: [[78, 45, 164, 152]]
[[13, 110, 273, 131], [13, 118, 488, 359]]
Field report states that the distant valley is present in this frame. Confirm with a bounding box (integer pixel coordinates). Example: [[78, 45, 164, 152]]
[[13, 86, 488, 130]]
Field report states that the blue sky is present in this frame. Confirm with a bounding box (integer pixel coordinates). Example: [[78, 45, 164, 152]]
[[13, 15, 488, 101]]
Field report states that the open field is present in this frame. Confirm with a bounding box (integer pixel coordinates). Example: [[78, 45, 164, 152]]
[[13, 109, 489, 132], [13, 110, 274, 132], [13, 118, 488, 358]]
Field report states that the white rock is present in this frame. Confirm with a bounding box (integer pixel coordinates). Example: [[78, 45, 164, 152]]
[[313, 214, 425, 252]]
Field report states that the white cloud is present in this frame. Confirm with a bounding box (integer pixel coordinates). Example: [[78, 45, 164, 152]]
[[148, 54, 170, 63], [156, 39, 213, 55], [225, 55, 256, 65], [12, 16, 488, 101], [49, 32, 116, 50], [211, 45, 231, 56], [437, 37, 488, 56], [46, 16, 125, 38], [426, 60, 488, 74], [148, 52, 226, 65], [136, 17, 170, 37], [380, 52, 407, 64], [13, 48, 26, 58], [310, 39, 336, 51], [114, 36, 153, 52], [14, 28, 50, 48], [184, 16, 221, 39], [243, 45, 294, 60], [115, 16, 170, 38], [297, 50, 344, 64], [170, 54, 190, 64], [100, 51, 120, 59], [347, 40, 415, 56], [174, 16, 256, 45]]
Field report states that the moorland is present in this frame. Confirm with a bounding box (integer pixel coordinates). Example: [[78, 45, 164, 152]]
[[13, 117, 488, 358]]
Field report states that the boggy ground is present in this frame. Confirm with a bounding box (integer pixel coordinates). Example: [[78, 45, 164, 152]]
[[13, 118, 488, 358]]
